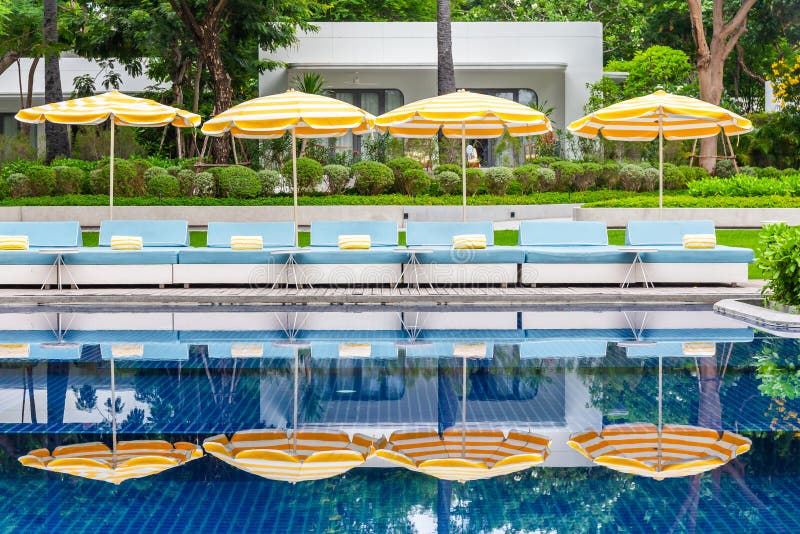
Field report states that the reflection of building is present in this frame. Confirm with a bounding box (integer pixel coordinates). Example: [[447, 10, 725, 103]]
[[260, 22, 603, 164]]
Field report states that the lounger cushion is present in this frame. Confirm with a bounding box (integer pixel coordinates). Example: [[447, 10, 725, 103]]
[[294, 247, 408, 264], [406, 221, 494, 246], [524, 245, 632, 264], [411, 245, 524, 264], [625, 220, 716, 246], [65, 248, 182, 265], [178, 248, 289, 264], [0, 251, 62, 265], [207, 222, 295, 248], [311, 221, 398, 247], [99, 220, 189, 247], [518, 221, 608, 246], [0, 221, 82, 248], [638, 245, 754, 263], [520, 339, 608, 358]]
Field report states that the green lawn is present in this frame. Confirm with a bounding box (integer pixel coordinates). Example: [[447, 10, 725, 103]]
[[80, 228, 764, 279]]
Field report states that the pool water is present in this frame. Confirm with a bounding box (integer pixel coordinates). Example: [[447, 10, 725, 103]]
[[1, 308, 799, 533]]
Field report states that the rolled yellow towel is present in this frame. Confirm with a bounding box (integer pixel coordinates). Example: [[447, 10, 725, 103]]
[[452, 234, 487, 249], [338, 234, 371, 250], [0, 344, 30, 358], [230, 343, 264, 358], [0, 235, 29, 250], [339, 343, 371, 358], [231, 235, 264, 250], [682, 234, 716, 249], [110, 235, 143, 251], [682, 342, 716, 356], [111, 344, 144, 357]]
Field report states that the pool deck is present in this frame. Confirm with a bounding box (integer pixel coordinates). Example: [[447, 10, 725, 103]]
[[0, 281, 764, 309]]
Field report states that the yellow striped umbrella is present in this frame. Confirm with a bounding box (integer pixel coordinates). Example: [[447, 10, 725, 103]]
[[373, 428, 550, 481], [15, 90, 201, 219], [567, 423, 751, 480], [203, 429, 377, 483], [19, 440, 203, 485], [568, 90, 753, 213], [202, 90, 375, 243], [376, 90, 552, 221]]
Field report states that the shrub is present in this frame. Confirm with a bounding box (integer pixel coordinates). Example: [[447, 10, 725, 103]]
[[465, 168, 484, 196], [52, 166, 84, 195], [402, 169, 431, 196], [757, 224, 800, 306], [713, 159, 736, 178], [662, 163, 686, 190], [513, 164, 540, 194], [49, 157, 97, 173], [618, 164, 645, 192], [323, 164, 350, 194], [641, 167, 658, 192], [87, 159, 139, 196], [176, 169, 196, 196], [0, 176, 7, 199], [782, 167, 798, 176], [146, 173, 180, 198], [688, 175, 790, 197], [738, 166, 758, 177], [550, 160, 582, 192], [434, 164, 461, 175], [756, 166, 782, 178], [6, 173, 29, 198], [0, 159, 40, 180], [529, 156, 559, 166], [387, 157, 423, 194], [281, 157, 324, 193], [677, 165, 710, 183], [351, 161, 394, 195], [436, 170, 461, 195], [484, 166, 514, 195], [574, 162, 602, 191], [143, 166, 169, 181], [506, 179, 522, 195], [194, 172, 215, 197], [257, 169, 282, 196], [599, 161, 620, 189], [218, 165, 261, 199], [22, 165, 56, 197], [538, 167, 557, 191], [166, 166, 182, 176]]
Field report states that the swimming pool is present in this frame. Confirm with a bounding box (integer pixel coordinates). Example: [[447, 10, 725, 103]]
[[1, 308, 798, 532]]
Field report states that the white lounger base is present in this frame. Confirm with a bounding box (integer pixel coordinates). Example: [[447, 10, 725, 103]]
[[406, 264, 517, 285], [296, 264, 401, 285], [173, 264, 285, 286], [521, 263, 748, 285], [521, 264, 629, 285], [65, 265, 173, 286], [0, 265, 58, 286]]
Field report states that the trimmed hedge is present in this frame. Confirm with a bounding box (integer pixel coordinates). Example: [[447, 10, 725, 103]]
[[323, 164, 350, 194], [387, 157, 423, 194], [281, 157, 324, 193], [351, 161, 394, 195]]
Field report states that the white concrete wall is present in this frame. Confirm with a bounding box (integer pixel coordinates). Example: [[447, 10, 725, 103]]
[[260, 22, 603, 130]]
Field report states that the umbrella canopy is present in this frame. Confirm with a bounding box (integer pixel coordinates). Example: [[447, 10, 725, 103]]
[[567, 423, 751, 480], [19, 440, 203, 485], [373, 428, 550, 481], [376, 89, 552, 221], [203, 429, 376, 483], [15, 90, 201, 219], [202, 90, 375, 244], [568, 90, 753, 213]]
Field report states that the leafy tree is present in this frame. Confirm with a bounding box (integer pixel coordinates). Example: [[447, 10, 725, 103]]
[[320, 0, 435, 21]]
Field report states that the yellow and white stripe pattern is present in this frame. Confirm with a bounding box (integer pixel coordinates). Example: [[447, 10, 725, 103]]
[[682, 342, 717, 356], [339, 343, 371, 358], [19, 440, 203, 485], [682, 234, 717, 249], [0, 235, 29, 250], [201, 90, 375, 139], [338, 234, 371, 250], [110, 236, 143, 251], [0, 344, 30, 358], [202, 430, 377, 483], [376, 90, 552, 139], [373, 428, 550, 481], [231, 343, 264, 358], [568, 90, 753, 141], [567, 423, 751, 480], [15, 90, 200, 128], [111, 344, 144, 357], [230, 235, 264, 250], [452, 234, 487, 250]]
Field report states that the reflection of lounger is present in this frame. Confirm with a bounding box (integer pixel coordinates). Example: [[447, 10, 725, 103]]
[[0, 330, 81, 360], [405, 342, 494, 359], [64, 330, 188, 361], [520, 339, 608, 359], [311, 342, 398, 359], [179, 330, 290, 359]]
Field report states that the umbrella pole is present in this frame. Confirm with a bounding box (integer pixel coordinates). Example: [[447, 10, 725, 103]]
[[293, 346, 299, 455], [461, 354, 467, 458], [658, 114, 663, 219], [292, 128, 299, 247], [109, 119, 115, 220], [658, 356, 663, 473], [461, 123, 467, 222], [110, 356, 117, 464]]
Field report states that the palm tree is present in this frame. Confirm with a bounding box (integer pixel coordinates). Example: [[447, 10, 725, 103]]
[[436, 0, 456, 95], [43, 0, 69, 162]]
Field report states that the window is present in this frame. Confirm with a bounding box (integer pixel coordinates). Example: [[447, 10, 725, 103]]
[[467, 89, 539, 166], [330, 89, 404, 154]]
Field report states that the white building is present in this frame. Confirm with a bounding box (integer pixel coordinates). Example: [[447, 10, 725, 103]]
[[260, 22, 603, 163]]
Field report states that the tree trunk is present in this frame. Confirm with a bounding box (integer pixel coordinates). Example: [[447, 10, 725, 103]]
[[436, 0, 456, 95], [43, 0, 70, 162], [0, 51, 20, 77], [21, 57, 40, 138], [697, 39, 727, 173], [200, 26, 232, 163]]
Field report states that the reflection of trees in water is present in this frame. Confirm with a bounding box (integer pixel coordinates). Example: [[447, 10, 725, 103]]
[[71, 384, 97, 412], [754, 337, 800, 400]]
